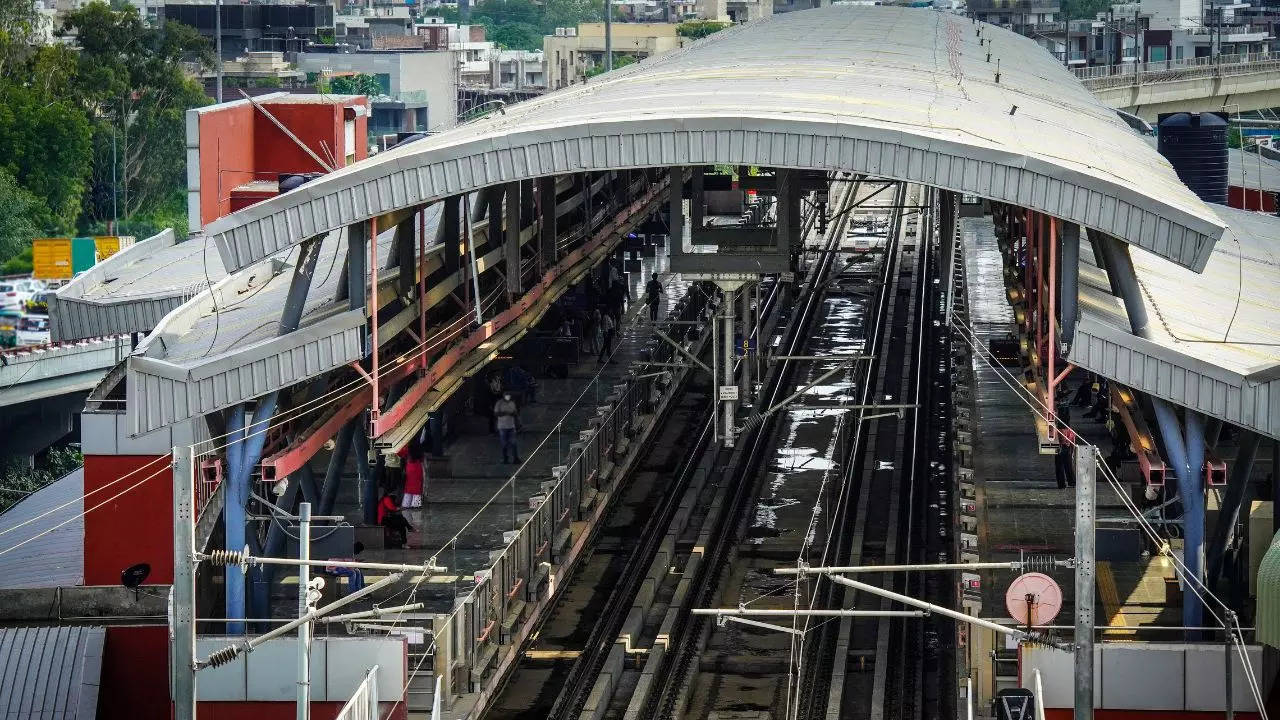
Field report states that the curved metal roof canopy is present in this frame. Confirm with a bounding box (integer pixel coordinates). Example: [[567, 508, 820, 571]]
[[205, 5, 1226, 274]]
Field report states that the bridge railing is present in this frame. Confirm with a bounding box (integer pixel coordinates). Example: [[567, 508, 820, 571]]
[[1075, 52, 1280, 91]]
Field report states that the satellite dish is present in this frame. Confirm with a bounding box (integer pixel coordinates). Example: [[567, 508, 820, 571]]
[[121, 563, 151, 590], [1005, 572, 1062, 627]]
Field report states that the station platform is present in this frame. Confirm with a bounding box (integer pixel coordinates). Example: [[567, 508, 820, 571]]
[[274, 240, 691, 617]]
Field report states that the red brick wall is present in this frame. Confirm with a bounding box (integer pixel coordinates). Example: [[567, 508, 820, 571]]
[[82, 453, 173, 586]]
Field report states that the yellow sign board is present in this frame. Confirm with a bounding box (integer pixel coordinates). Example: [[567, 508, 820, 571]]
[[32, 238, 73, 280], [94, 236, 121, 260]]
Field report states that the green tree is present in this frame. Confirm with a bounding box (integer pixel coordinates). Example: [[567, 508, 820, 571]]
[[329, 73, 385, 97], [61, 3, 212, 224], [0, 169, 42, 263], [676, 20, 729, 39], [0, 59, 93, 233], [585, 52, 637, 78], [541, 0, 603, 34], [0, 446, 84, 514]]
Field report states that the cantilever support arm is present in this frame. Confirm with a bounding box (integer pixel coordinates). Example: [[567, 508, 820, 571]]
[[651, 326, 712, 375]]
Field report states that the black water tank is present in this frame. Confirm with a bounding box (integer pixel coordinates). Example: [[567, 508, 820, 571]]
[[1157, 112, 1228, 205]]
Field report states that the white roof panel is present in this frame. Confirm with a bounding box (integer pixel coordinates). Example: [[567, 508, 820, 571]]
[[204, 6, 1227, 274]]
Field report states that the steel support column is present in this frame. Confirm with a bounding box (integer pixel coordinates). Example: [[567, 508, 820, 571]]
[[1207, 430, 1260, 588], [740, 283, 752, 403], [172, 444, 197, 720], [691, 166, 705, 231], [224, 236, 322, 633], [250, 471, 301, 625], [539, 176, 557, 272], [505, 181, 522, 296], [354, 417, 377, 525], [1059, 222, 1080, 354], [668, 167, 684, 251], [1074, 444, 1096, 720], [442, 195, 461, 274]]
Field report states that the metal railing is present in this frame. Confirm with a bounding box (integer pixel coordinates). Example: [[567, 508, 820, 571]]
[[335, 665, 380, 720], [1076, 52, 1280, 90]]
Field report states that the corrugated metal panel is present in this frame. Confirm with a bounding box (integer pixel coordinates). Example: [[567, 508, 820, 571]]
[[126, 310, 365, 436], [0, 468, 84, 589], [1068, 316, 1279, 439], [1259, 529, 1280, 648], [0, 625, 104, 719], [51, 229, 225, 341], [203, 6, 1225, 275]]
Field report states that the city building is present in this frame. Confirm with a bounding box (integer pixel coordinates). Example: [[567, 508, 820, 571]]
[[296, 48, 459, 134], [543, 22, 688, 89], [196, 51, 308, 93], [161, 1, 335, 58]]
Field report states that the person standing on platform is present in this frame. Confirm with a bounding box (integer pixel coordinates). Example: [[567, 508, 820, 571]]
[[399, 437, 426, 508], [644, 273, 664, 322], [494, 392, 521, 463], [598, 311, 616, 363]]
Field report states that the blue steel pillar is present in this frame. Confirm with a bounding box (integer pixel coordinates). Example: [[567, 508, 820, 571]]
[[222, 236, 322, 632], [1207, 430, 1261, 589], [353, 414, 378, 525], [1100, 234, 1206, 628]]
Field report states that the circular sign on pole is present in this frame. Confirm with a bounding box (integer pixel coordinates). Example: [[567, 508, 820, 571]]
[[1005, 572, 1063, 627]]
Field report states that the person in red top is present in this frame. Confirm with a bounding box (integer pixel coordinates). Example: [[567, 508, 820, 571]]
[[398, 437, 426, 508], [379, 491, 413, 549]]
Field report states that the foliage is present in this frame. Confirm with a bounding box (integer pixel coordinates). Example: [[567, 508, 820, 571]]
[[329, 73, 385, 97], [0, 49, 93, 234], [1059, 0, 1113, 20], [0, 170, 41, 264], [1, 247, 33, 276], [676, 20, 729, 39], [62, 4, 213, 225], [81, 188, 189, 241], [584, 52, 637, 78], [1228, 127, 1243, 150], [427, 0, 604, 51], [0, 446, 84, 514]]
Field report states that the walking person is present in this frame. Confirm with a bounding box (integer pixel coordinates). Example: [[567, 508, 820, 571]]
[[494, 391, 521, 463], [598, 310, 616, 363], [398, 437, 426, 508], [644, 273, 664, 322]]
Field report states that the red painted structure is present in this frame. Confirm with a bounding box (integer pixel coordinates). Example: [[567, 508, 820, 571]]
[[190, 94, 368, 231], [82, 453, 173, 585], [1228, 185, 1277, 212]]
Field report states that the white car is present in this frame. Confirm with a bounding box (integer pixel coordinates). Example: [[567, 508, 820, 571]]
[[0, 282, 30, 311], [15, 314, 50, 346]]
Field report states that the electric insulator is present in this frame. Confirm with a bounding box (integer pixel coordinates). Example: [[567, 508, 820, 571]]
[[205, 645, 242, 668]]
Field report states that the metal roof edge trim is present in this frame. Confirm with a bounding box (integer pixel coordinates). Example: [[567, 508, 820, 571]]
[[205, 120, 1224, 274], [55, 228, 175, 303], [1068, 315, 1278, 439], [51, 229, 178, 341], [126, 310, 365, 436]]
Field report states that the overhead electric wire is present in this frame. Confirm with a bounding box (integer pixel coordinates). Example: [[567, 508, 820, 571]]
[[949, 313, 1268, 717]]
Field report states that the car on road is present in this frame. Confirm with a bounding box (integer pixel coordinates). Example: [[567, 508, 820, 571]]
[[16, 314, 50, 346], [0, 279, 42, 311]]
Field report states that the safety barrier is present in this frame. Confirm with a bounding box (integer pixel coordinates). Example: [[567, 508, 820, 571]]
[[334, 665, 380, 720], [428, 281, 717, 713]]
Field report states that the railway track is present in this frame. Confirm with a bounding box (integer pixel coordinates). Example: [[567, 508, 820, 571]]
[[480, 176, 956, 720]]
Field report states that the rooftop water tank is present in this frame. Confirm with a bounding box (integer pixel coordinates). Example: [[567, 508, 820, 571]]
[[1157, 112, 1228, 205]]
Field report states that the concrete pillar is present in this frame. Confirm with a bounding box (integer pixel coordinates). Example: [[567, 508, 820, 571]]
[[504, 181, 521, 295], [539, 176, 557, 271]]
